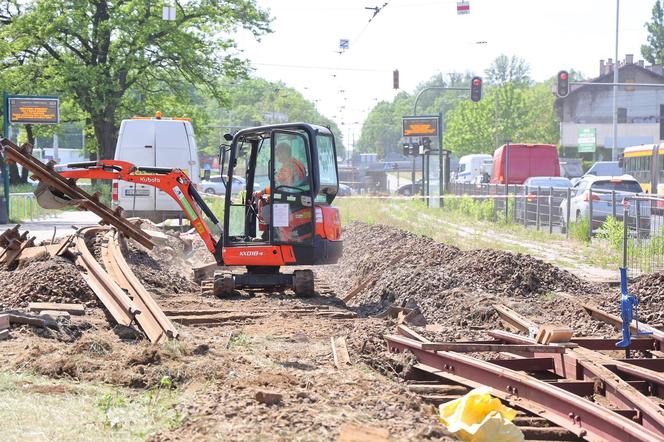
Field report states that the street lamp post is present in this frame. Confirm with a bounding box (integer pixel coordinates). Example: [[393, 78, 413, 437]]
[[612, 0, 620, 161]]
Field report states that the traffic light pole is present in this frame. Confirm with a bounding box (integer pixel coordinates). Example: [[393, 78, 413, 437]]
[[412, 86, 472, 204]]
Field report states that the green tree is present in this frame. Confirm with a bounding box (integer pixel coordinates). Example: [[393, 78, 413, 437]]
[[485, 54, 530, 85], [0, 0, 270, 160], [444, 82, 559, 157], [642, 0, 664, 65]]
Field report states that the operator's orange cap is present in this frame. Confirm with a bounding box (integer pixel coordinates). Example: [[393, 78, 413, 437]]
[[264, 186, 271, 195]]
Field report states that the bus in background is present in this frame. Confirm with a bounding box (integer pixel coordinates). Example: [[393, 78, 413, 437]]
[[621, 144, 664, 212], [490, 144, 560, 185]]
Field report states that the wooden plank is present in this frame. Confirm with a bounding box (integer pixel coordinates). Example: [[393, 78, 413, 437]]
[[28, 302, 85, 315], [0, 314, 9, 330], [337, 423, 389, 442], [582, 303, 664, 344], [420, 342, 568, 353], [396, 324, 431, 344], [8, 313, 46, 327], [493, 303, 538, 334], [331, 336, 351, 369]]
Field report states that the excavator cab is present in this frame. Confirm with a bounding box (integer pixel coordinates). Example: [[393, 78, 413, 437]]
[[215, 123, 342, 296]]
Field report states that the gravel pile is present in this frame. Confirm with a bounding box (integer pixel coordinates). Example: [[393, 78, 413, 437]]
[[124, 240, 197, 296], [0, 257, 96, 309], [325, 222, 611, 337], [599, 272, 664, 325]]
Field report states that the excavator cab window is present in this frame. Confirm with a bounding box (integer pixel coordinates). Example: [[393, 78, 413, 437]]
[[270, 130, 314, 245]]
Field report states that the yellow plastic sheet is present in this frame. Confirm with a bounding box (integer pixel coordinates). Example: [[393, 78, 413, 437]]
[[439, 386, 524, 442]]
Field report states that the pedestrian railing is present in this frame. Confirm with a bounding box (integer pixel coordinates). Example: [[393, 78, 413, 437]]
[[8, 192, 60, 221], [446, 183, 664, 276]]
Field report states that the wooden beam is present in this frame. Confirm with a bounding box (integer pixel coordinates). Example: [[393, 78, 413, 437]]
[[28, 302, 85, 315]]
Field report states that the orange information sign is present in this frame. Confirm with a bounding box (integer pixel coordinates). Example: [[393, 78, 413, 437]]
[[8, 97, 59, 124], [402, 116, 439, 137]]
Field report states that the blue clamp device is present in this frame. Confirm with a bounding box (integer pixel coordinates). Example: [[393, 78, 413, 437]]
[[616, 267, 652, 348]]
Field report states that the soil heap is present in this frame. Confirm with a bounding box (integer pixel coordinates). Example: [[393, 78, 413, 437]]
[[0, 257, 96, 309], [327, 222, 612, 337]]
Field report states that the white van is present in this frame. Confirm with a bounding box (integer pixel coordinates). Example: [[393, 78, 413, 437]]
[[112, 115, 200, 222], [454, 154, 493, 184]]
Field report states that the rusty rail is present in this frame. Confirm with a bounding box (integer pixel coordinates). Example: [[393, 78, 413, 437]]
[[74, 226, 140, 327], [100, 230, 178, 342], [385, 332, 663, 442], [0, 138, 153, 249]]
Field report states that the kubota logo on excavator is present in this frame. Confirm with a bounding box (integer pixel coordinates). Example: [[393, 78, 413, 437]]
[[139, 177, 161, 183], [239, 250, 264, 256]]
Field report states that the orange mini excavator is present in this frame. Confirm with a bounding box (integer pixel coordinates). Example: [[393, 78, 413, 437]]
[[34, 123, 343, 297]]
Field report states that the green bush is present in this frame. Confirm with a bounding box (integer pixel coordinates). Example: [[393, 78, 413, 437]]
[[569, 218, 590, 243], [596, 216, 624, 252], [444, 196, 495, 222]]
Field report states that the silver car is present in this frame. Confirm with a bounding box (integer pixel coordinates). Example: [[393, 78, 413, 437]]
[[200, 175, 246, 195], [560, 175, 650, 234]]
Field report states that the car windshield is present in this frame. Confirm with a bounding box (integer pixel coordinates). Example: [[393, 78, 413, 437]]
[[591, 180, 642, 193]]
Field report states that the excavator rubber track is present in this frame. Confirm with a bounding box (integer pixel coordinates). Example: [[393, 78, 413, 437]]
[[201, 269, 315, 298]]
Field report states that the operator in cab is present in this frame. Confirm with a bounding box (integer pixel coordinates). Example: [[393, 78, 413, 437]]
[[275, 142, 306, 187]]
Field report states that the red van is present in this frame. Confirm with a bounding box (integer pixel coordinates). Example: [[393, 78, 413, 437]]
[[490, 144, 560, 185]]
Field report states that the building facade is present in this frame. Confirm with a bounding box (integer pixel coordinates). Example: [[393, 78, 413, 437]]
[[557, 55, 664, 161]]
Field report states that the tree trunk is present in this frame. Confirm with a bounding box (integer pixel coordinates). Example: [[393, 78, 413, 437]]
[[92, 111, 118, 160]]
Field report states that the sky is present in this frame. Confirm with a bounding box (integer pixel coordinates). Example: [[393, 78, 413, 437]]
[[234, 0, 656, 147]]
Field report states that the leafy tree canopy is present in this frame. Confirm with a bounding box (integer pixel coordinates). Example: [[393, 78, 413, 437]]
[[642, 0, 664, 65]]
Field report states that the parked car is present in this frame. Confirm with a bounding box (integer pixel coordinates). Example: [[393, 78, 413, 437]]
[[560, 175, 650, 235], [585, 161, 621, 177], [490, 144, 560, 185], [515, 176, 572, 224], [337, 183, 352, 196], [200, 175, 247, 195], [396, 179, 423, 196]]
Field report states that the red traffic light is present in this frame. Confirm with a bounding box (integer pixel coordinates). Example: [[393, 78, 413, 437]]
[[556, 70, 570, 98], [470, 76, 482, 102]]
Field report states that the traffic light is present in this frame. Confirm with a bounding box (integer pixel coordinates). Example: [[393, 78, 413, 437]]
[[556, 70, 570, 98], [422, 137, 432, 153], [470, 76, 482, 102], [393, 69, 399, 89], [402, 142, 410, 156]]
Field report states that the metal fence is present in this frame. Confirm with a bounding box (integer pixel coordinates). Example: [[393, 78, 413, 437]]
[[8, 192, 59, 221], [446, 183, 664, 276], [622, 195, 663, 277]]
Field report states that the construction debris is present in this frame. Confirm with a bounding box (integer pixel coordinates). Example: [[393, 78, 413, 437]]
[[254, 390, 283, 406], [331, 336, 351, 369]]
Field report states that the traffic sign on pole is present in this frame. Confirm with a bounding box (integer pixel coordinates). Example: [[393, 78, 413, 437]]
[[578, 128, 597, 153], [457, 1, 470, 15]]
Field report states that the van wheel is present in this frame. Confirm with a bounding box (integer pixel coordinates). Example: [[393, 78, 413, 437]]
[[205, 188, 215, 195]]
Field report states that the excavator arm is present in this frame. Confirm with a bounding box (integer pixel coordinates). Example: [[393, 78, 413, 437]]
[[45, 160, 222, 257]]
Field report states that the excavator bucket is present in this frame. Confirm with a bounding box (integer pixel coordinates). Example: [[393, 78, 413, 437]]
[[34, 181, 74, 209]]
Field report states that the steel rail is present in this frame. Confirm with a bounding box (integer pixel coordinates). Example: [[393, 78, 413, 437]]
[[74, 227, 140, 326], [0, 138, 154, 249], [489, 329, 664, 436], [101, 230, 178, 342], [385, 334, 663, 442]]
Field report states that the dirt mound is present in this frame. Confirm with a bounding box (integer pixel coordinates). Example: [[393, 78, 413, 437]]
[[124, 240, 198, 296], [609, 272, 664, 324], [0, 257, 96, 309], [326, 222, 608, 337]]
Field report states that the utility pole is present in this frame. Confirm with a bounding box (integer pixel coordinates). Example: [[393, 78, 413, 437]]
[[612, 0, 620, 161]]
